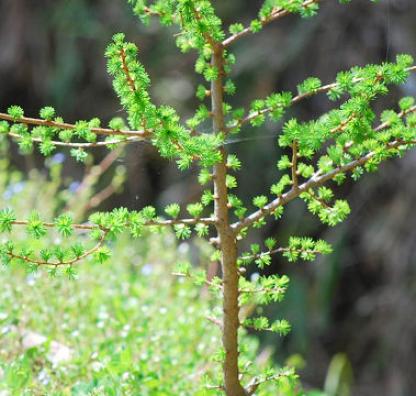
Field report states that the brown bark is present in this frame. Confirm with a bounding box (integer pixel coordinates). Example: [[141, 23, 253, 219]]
[[211, 44, 246, 396]]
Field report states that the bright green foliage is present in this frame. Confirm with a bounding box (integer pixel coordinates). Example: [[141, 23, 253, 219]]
[[165, 203, 181, 218], [7, 105, 24, 121], [106, 33, 223, 170], [105, 33, 156, 130], [297, 77, 322, 95], [26, 211, 47, 239], [1, 0, 415, 395], [0, 208, 16, 232], [54, 213, 74, 237], [39, 106, 56, 121], [243, 316, 291, 335], [283, 237, 333, 262]]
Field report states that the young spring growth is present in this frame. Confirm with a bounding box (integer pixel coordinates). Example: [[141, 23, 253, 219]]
[[186, 203, 204, 218], [297, 77, 322, 95], [252, 195, 268, 209], [26, 211, 47, 239], [94, 246, 112, 264], [54, 213, 74, 238], [226, 154, 241, 171], [225, 175, 237, 189], [270, 174, 291, 196], [174, 224, 192, 240], [399, 96, 415, 112], [7, 105, 24, 121], [201, 190, 214, 206], [0, 208, 16, 233], [229, 23, 244, 35], [2, 1, 416, 395], [39, 106, 56, 121], [283, 237, 332, 262], [165, 203, 181, 218], [70, 148, 88, 163]]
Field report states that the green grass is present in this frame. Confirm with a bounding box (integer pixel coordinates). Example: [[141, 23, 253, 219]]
[[0, 231, 225, 395], [0, 153, 320, 396]]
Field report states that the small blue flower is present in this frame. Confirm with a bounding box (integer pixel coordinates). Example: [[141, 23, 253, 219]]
[[69, 181, 81, 192], [51, 153, 66, 164]]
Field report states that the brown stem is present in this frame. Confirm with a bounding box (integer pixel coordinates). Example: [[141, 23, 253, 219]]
[[233, 138, 416, 233], [10, 216, 215, 232], [120, 48, 137, 94], [211, 44, 246, 396], [223, 0, 322, 47], [233, 66, 416, 130], [7, 132, 140, 148], [232, 101, 416, 234], [291, 141, 298, 190], [0, 113, 148, 138], [8, 230, 108, 267]]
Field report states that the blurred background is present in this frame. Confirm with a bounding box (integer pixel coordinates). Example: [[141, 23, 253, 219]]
[[1, 0, 416, 395]]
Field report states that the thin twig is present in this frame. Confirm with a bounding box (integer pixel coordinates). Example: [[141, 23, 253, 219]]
[[120, 48, 137, 93], [85, 184, 119, 211], [0, 113, 149, 138], [233, 137, 416, 233], [206, 316, 223, 329], [291, 141, 298, 190], [223, 0, 322, 47], [6, 230, 108, 267], [10, 216, 216, 231], [232, 66, 416, 130], [245, 369, 293, 395], [240, 247, 322, 262], [7, 132, 141, 148], [11, 220, 100, 231], [232, 100, 416, 233]]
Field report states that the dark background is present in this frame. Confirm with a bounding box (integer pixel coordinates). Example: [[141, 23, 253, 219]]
[[1, 1, 416, 395]]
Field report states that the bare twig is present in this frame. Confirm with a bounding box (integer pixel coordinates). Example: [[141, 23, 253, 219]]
[[85, 184, 119, 211], [206, 316, 223, 329]]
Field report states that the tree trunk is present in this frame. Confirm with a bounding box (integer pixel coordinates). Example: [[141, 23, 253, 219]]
[[211, 44, 246, 396]]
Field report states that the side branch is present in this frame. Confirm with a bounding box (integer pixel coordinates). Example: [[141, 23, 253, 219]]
[[232, 138, 416, 233], [144, 217, 216, 226], [245, 368, 295, 396], [235, 65, 416, 129], [241, 246, 321, 262], [189, 3, 216, 48], [6, 131, 141, 149], [9, 217, 216, 230], [6, 230, 108, 267], [11, 220, 100, 232], [0, 113, 149, 139], [223, 0, 322, 47]]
